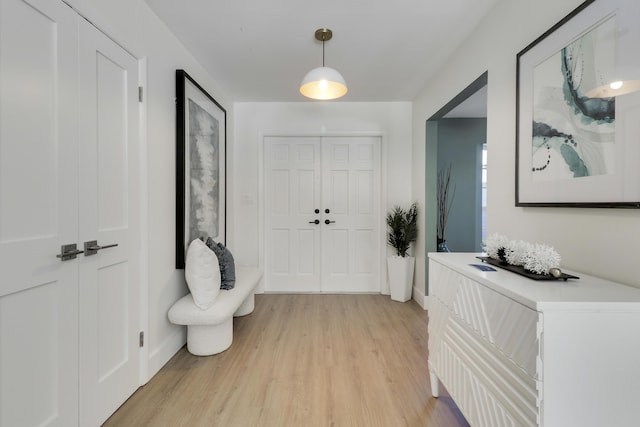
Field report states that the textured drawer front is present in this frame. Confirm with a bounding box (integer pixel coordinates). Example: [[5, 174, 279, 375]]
[[430, 260, 539, 378], [429, 297, 538, 426]]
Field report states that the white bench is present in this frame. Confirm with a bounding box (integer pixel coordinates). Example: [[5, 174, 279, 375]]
[[168, 266, 263, 356]]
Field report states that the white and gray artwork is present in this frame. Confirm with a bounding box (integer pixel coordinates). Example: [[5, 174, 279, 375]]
[[532, 16, 616, 182], [188, 98, 219, 243]]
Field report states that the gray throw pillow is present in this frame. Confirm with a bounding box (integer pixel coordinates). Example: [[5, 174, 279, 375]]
[[205, 238, 236, 290]]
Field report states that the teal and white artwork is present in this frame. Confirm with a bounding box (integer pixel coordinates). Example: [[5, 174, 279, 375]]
[[531, 16, 616, 182]]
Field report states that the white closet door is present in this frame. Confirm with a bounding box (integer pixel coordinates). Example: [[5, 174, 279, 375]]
[[77, 18, 141, 427], [0, 0, 79, 426], [264, 136, 322, 292], [0, 1, 141, 426], [264, 135, 381, 293], [321, 136, 381, 293]]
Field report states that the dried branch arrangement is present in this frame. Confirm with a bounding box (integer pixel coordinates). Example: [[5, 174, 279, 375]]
[[437, 164, 456, 243]]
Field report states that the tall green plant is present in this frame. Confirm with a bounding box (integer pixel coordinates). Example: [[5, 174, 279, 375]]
[[386, 203, 418, 257]]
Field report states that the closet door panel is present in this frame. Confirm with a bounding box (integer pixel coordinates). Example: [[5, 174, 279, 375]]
[[0, 0, 79, 426], [77, 17, 141, 427]]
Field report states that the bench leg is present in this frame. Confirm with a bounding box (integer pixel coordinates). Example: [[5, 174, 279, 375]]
[[186, 318, 233, 356], [234, 293, 255, 317]]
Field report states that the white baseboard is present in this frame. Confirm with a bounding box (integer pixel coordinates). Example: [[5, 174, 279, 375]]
[[146, 327, 186, 383], [412, 286, 428, 310]]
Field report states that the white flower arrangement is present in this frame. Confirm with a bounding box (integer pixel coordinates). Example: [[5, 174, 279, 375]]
[[504, 240, 532, 267], [484, 234, 510, 260], [483, 234, 561, 275], [522, 243, 562, 275]]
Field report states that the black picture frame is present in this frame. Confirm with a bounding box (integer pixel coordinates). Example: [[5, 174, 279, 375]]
[[516, 0, 640, 208], [176, 70, 227, 269]]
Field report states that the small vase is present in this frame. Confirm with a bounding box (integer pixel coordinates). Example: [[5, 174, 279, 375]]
[[437, 239, 450, 252]]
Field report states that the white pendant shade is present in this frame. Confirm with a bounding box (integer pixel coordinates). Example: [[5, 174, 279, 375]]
[[300, 66, 348, 100]]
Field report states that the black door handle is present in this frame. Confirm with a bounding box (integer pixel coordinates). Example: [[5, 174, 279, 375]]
[[325, 219, 335, 225], [314, 209, 320, 214], [309, 219, 320, 225], [325, 208, 330, 214]]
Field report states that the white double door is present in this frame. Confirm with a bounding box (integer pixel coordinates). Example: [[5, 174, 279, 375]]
[[265, 135, 381, 293], [0, 0, 141, 426]]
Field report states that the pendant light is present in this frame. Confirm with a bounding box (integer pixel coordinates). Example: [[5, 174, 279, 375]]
[[584, 59, 640, 98], [585, 78, 640, 98], [583, 20, 640, 98], [300, 28, 348, 100]]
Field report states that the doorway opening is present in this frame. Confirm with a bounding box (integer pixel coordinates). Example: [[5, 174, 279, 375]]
[[425, 72, 488, 287]]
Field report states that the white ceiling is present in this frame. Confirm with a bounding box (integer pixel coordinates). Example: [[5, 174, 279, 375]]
[[144, 0, 500, 102]]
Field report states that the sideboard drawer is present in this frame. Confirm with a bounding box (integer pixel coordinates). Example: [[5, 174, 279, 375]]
[[429, 260, 539, 378], [428, 296, 539, 426]]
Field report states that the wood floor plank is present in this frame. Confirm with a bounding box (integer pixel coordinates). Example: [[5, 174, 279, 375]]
[[103, 294, 469, 426]]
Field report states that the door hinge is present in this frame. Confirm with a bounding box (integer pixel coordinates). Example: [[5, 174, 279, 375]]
[[139, 331, 144, 347], [138, 86, 143, 102]]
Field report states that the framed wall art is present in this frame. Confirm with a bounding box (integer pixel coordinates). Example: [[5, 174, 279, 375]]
[[176, 70, 226, 268], [516, 0, 640, 207]]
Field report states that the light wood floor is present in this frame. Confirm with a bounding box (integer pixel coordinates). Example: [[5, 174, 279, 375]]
[[104, 294, 469, 427]]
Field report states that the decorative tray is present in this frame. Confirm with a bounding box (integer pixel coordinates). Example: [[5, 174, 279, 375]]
[[476, 256, 579, 281]]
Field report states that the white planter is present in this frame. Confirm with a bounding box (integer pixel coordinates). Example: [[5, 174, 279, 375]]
[[387, 256, 415, 302]]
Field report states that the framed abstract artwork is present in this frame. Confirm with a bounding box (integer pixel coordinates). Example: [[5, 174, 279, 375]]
[[176, 70, 226, 268], [516, 0, 640, 207]]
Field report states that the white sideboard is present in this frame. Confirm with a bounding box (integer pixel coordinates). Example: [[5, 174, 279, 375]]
[[428, 252, 640, 427]]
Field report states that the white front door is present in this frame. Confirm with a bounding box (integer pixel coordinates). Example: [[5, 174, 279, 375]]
[[264, 136, 322, 292], [0, 1, 141, 426], [77, 18, 140, 427], [0, 0, 79, 425], [264, 135, 381, 293], [321, 136, 381, 292]]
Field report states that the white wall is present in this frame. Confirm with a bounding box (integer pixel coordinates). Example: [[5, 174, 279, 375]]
[[65, 0, 233, 379], [59, 0, 413, 385], [233, 102, 413, 293], [412, 0, 640, 291], [59, 0, 640, 389]]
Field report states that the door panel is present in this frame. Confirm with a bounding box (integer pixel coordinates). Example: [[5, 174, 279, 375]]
[[78, 17, 140, 427], [356, 170, 374, 213], [265, 137, 321, 292], [321, 137, 380, 293], [96, 52, 129, 230], [0, 2, 57, 242], [97, 261, 129, 379], [354, 230, 374, 273], [264, 136, 381, 293], [272, 229, 291, 273], [326, 229, 349, 274], [0, 0, 79, 426], [0, 282, 78, 427]]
